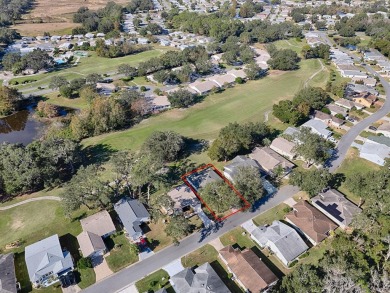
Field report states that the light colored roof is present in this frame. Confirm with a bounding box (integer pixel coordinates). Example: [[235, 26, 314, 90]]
[[0, 253, 17, 293], [326, 104, 348, 116], [335, 98, 356, 109], [283, 127, 300, 137], [312, 189, 362, 227], [77, 232, 106, 257], [189, 80, 219, 94], [219, 246, 278, 292], [226, 69, 247, 79], [251, 221, 308, 263], [167, 184, 199, 210], [301, 119, 332, 138], [150, 95, 171, 107], [80, 210, 115, 237], [186, 168, 222, 191], [25, 235, 73, 283], [249, 147, 295, 172], [208, 74, 236, 86], [286, 201, 338, 243], [170, 263, 230, 293], [270, 137, 296, 157], [223, 156, 261, 181], [367, 135, 390, 147], [378, 122, 390, 133]]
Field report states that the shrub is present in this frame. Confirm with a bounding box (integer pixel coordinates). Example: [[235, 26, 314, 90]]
[[77, 257, 93, 269]]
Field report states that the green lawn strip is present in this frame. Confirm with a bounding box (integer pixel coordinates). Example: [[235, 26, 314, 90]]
[[135, 269, 170, 293], [77, 267, 96, 289], [181, 244, 219, 268], [82, 59, 322, 151], [219, 227, 256, 249], [252, 203, 290, 227], [105, 233, 139, 272]]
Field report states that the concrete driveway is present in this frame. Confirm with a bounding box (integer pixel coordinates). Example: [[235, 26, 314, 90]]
[[62, 284, 81, 293], [93, 256, 113, 282], [163, 259, 185, 277]]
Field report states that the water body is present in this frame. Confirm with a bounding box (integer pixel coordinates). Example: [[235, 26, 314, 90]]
[[0, 109, 47, 145]]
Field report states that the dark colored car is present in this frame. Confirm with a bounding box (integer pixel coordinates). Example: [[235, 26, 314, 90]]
[[369, 126, 377, 131]]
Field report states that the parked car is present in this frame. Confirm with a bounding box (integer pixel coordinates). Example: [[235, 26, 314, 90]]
[[369, 126, 377, 131], [347, 117, 355, 122]]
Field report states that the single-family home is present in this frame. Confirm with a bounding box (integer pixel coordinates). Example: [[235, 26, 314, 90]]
[[326, 103, 348, 117], [270, 137, 297, 160], [25, 235, 74, 287], [96, 83, 117, 95], [249, 147, 295, 176], [301, 119, 332, 139], [85, 33, 95, 39], [377, 122, 390, 138], [170, 263, 230, 293], [186, 167, 222, 191], [137, 38, 149, 45], [166, 184, 200, 215], [188, 80, 219, 95], [226, 69, 247, 79], [364, 50, 383, 61], [351, 77, 377, 87], [208, 74, 236, 87], [0, 253, 18, 293], [219, 246, 278, 292], [285, 201, 338, 245], [283, 126, 300, 138], [311, 189, 362, 229], [313, 111, 344, 128], [335, 98, 364, 110], [223, 156, 261, 182], [351, 95, 374, 108], [347, 84, 379, 96], [359, 136, 390, 166], [77, 210, 116, 258], [250, 220, 309, 266], [147, 95, 171, 113], [114, 199, 150, 241]]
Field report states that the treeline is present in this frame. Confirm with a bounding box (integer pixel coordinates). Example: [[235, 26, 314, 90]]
[[0, 0, 33, 26], [301, 44, 330, 60], [0, 138, 82, 198], [1, 49, 54, 74], [169, 11, 302, 43], [0, 85, 23, 116], [94, 39, 151, 58]]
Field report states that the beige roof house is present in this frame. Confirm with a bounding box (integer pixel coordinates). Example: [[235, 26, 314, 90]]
[[377, 121, 390, 138], [227, 69, 247, 79], [249, 147, 295, 175], [219, 246, 278, 292], [269, 137, 296, 160], [208, 74, 236, 87], [335, 98, 364, 110], [285, 201, 338, 245], [77, 231, 106, 258], [148, 95, 171, 112], [167, 184, 199, 213], [189, 80, 219, 95], [80, 210, 116, 238]]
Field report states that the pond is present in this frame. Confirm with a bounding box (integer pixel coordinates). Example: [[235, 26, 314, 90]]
[[0, 108, 47, 145]]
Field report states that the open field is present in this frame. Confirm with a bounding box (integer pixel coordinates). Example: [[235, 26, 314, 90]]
[[83, 59, 323, 150], [11, 22, 80, 37]]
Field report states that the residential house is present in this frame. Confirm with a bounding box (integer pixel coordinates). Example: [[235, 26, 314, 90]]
[[363, 50, 383, 61], [219, 246, 278, 292], [96, 83, 117, 95], [311, 189, 362, 229], [351, 77, 376, 87], [301, 119, 332, 139], [326, 104, 348, 117], [188, 80, 219, 95], [25, 235, 74, 287], [114, 199, 150, 241], [351, 94, 374, 108], [170, 263, 230, 293], [347, 84, 379, 96], [335, 98, 364, 110], [0, 253, 18, 293], [77, 210, 116, 258], [249, 147, 295, 176], [208, 74, 236, 87], [223, 156, 261, 182], [269, 137, 297, 160], [250, 220, 309, 266], [313, 111, 344, 128], [283, 126, 300, 138], [147, 95, 171, 113], [226, 69, 247, 79], [377, 122, 390, 138], [166, 184, 200, 215], [186, 167, 222, 191], [359, 136, 390, 166], [285, 201, 338, 245]]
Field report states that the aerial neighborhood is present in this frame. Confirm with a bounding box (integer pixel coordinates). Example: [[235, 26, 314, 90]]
[[0, 1, 389, 293]]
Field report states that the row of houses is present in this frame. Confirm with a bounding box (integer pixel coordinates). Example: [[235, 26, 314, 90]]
[[364, 49, 390, 77]]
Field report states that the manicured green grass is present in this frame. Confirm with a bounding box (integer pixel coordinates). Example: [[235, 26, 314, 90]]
[[146, 220, 172, 251], [105, 233, 139, 272], [77, 267, 96, 289], [135, 269, 170, 293], [43, 92, 90, 110], [82, 59, 322, 151], [220, 227, 256, 249], [0, 188, 63, 207], [274, 38, 307, 54], [181, 244, 218, 268], [252, 203, 291, 227]]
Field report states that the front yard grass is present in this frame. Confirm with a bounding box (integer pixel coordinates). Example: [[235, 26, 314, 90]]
[[181, 244, 218, 268], [105, 233, 139, 272], [220, 227, 256, 249], [135, 269, 171, 293], [252, 203, 290, 227], [77, 267, 96, 289], [146, 220, 172, 251]]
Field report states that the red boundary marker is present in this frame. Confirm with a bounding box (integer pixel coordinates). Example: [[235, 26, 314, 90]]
[[181, 164, 251, 222]]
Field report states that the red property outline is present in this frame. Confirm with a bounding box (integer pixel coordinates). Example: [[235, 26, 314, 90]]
[[181, 164, 251, 222]]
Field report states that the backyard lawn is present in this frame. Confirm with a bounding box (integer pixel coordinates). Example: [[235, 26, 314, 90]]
[[83, 58, 323, 151], [135, 269, 171, 293], [105, 233, 139, 272]]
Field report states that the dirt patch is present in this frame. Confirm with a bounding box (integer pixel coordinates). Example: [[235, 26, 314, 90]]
[[11, 22, 80, 36], [11, 219, 24, 230]]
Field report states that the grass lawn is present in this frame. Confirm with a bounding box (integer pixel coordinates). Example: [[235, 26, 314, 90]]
[[77, 267, 96, 289], [146, 220, 172, 252], [220, 227, 257, 250], [181, 244, 218, 268], [135, 269, 170, 293], [0, 187, 63, 207], [82, 59, 322, 151], [274, 38, 307, 54], [43, 92, 90, 110], [105, 233, 139, 272], [335, 148, 380, 205], [252, 203, 290, 227]]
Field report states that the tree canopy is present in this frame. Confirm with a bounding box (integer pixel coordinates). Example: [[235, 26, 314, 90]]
[[267, 49, 300, 71], [200, 181, 242, 214], [234, 166, 264, 205], [289, 169, 334, 197], [142, 131, 185, 162]]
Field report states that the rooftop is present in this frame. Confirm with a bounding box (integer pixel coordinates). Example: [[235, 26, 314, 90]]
[[80, 210, 115, 237]]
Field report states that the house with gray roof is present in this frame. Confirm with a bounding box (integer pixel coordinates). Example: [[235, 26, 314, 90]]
[[25, 235, 74, 287], [223, 156, 262, 182], [311, 189, 361, 229], [0, 253, 18, 293], [301, 119, 332, 139], [250, 220, 308, 266], [186, 168, 222, 191], [170, 263, 230, 293], [359, 136, 390, 166], [114, 198, 150, 241]]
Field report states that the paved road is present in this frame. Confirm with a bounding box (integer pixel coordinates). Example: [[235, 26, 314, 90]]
[[82, 185, 299, 293], [0, 196, 61, 211]]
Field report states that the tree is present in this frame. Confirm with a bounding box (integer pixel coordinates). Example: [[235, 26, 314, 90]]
[[289, 169, 334, 197], [165, 215, 191, 242], [0, 86, 22, 116], [272, 100, 305, 125], [1, 52, 21, 71], [293, 86, 329, 112], [267, 49, 300, 70], [77, 257, 93, 269], [200, 181, 242, 214], [118, 64, 137, 78], [244, 62, 263, 80], [79, 85, 99, 103], [36, 101, 59, 118], [86, 73, 102, 85], [142, 131, 185, 162], [167, 89, 198, 108], [49, 76, 68, 90], [278, 264, 324, 293], [293, 127, 334, 166], [234, 166, 264, 205]]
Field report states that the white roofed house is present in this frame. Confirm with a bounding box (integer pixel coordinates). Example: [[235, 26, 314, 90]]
[[208, 74, 236, 87], [270, 137, 297, 160], [359, 136, 390, 166], [301, 119, 332, 139], [188, 80, 219, 95], [146, 95, 171, 113], [25, 235, 74, 288], [326, 103, 348, 117], [226, 69, 247, 79]]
